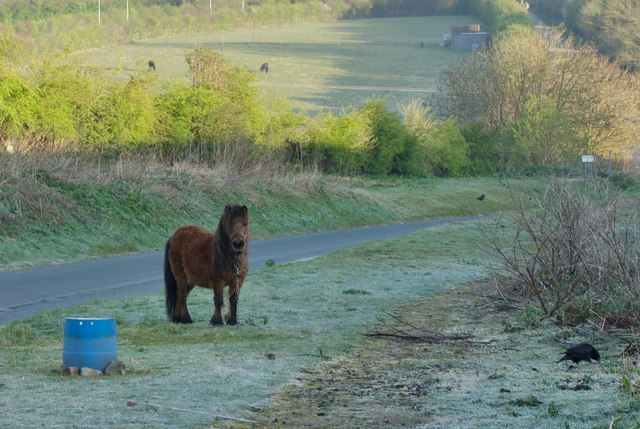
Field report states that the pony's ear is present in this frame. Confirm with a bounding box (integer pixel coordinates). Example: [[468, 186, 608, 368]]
[[224, 205, 232, 215], [241, 205, 249, 214]]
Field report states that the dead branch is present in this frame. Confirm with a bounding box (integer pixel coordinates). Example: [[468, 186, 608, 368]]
[[364, 313, 472, 343], [363, 330, 472, 343]]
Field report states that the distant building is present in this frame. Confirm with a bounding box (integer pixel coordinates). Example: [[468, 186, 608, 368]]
[[450, 24, 487, 51]]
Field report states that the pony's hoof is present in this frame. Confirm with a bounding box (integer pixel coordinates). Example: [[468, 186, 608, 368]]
[[210, 317, 224, 326], [172, 316, 193, 324], [226, 318, 238, 326]]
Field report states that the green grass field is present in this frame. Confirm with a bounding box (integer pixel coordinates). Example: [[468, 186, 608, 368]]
[[0, 218, 634, 427], [80, 16, 476, 113]]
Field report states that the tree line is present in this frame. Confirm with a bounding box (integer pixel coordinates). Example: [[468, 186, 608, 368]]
[[438, 27, 639, 171], [0, 36, 484, 177], [0, 0, 531, 57], [1, 23, 638, 176], [533, 0, 640, 70], [0, 0, 637, 175]]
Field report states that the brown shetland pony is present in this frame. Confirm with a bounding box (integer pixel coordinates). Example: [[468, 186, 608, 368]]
[[164, 205, 250, 325]]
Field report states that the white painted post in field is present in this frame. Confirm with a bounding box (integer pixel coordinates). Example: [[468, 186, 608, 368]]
[[98, 0, 101, 24], [126, 0, 129, 24], [582, 155, 595, 185], [209, 0, 212, 16]]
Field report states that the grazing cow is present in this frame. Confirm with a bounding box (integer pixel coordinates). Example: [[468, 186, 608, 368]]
[[148, 60, 156, 71], [260, 62, 269, 73]]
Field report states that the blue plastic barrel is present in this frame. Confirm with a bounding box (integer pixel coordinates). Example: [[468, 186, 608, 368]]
[[62, 318, 117, 372]]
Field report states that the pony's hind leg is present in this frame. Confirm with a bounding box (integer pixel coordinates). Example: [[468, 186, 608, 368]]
[[173, 282, 194, 324], [210, 289, 224, 325]]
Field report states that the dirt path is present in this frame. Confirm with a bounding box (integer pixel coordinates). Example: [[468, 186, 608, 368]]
[[242, 282, 632, 428]]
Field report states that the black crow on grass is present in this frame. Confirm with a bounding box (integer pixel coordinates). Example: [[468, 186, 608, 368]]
[[558, 343, 600, 365]]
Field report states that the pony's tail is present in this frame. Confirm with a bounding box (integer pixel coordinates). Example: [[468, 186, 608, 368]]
[[164, 239, 177, 321]]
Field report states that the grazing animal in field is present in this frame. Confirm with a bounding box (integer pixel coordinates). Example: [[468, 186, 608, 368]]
[[477, 194, 485, 201], [558, 343, 600, 365], [260, 62, 269, 73], [164, 205, 250, 325], [148, 60, 156, 71]]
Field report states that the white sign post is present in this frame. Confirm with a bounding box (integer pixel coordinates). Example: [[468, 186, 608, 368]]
[[582, 155, 595, 184]]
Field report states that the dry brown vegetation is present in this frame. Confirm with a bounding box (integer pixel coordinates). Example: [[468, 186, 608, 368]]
[[487, 178, 640, 330]]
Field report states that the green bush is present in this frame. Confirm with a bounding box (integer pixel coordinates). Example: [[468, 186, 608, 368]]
[[0, 65, 37, 141], [360, 98, 416, 175], [304, 108, 372, 174], [162, 46, 268, 166], [79, 71, 159, 150], [258, 96, 306, 153], [423, 118, 470, 177], [30, 56, 99, 145], [467, 0, 533, 33], [460, 122, 500, 176], [156, 79, 196, 152], [504, 94, 578, 168]]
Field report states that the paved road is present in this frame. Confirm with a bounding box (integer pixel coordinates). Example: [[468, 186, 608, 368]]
[[0, 215, 491, 325]]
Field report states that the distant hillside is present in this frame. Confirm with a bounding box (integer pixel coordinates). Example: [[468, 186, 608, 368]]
[[1, 0, 532, 57]]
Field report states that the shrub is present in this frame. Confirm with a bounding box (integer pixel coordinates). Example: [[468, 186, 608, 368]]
[[467, 0, 533, 33], [162, 46, 267, 166], [423, 119, 470, 177], [0, 65, 37, 142], [488, 179, 640, 328], [459, 122, 500, 176], [304, 108, 372, 174], [29, 56, 99, 146], [156, 79, 196, 153], [504, 94, 578, 168], [79, 71, 159, 151], [360, 98, 418, 175]]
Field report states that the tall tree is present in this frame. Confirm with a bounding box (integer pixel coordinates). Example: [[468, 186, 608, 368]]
[[438, 27, 640, 167]]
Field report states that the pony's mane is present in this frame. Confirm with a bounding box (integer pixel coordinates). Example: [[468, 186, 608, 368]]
[[211, 205, 248, 275]]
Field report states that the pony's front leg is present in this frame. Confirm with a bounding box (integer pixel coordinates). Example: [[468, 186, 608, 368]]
[[210, 289, 224, 326], [225, 291, 238, 326]]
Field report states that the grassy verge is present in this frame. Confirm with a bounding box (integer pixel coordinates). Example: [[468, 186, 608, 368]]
[[0, 218, 636, 427], [0, 154, 535, 271]]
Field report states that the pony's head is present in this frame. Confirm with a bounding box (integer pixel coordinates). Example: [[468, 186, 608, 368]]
[[220, 205, 250, 254]]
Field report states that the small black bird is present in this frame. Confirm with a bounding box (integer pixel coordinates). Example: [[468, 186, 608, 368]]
[[558, 343, 600, 364], [477, 194, 485, 201]]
